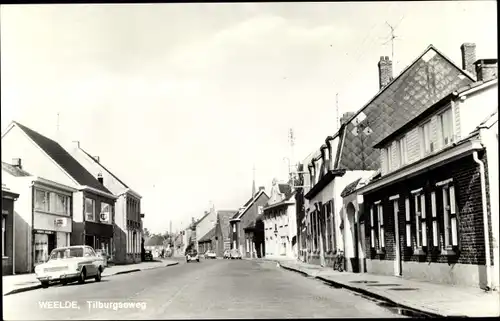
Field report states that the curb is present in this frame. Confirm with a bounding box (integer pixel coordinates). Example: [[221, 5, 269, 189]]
[[4, 262, 180, 296], [278, 263, 446, 318]]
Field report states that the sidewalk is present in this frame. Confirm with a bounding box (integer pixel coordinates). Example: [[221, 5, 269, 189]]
[[2, 259, 178, 296], [268, 258, 500, 318]]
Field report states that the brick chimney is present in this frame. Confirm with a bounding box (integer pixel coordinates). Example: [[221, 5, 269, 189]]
[[259, 186, 265, 191], [97, 173, 103, 184], [460, 43, 477, 77], [378, 56, 393, 89], [474, 59, 498, 82]]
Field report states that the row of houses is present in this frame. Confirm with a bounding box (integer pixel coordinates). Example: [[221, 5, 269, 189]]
[[293, 42, 499, 291], [2, 122, 145, 275]]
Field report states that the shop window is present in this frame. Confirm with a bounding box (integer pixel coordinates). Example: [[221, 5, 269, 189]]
[[85, 198, 95, 221]]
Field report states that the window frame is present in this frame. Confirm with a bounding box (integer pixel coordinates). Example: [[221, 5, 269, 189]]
[[420, 120, 433, 156], [441, 183, 458, 250], [398, 135, 408, 166], [377, 202, 385, 249], [413, 190, 426, 251], [2, 216, 5, 257], [85, 198, 96, 222], [439, 107, 454, 148], [386, 144, 393, 171], [34, 189, 50, 212]]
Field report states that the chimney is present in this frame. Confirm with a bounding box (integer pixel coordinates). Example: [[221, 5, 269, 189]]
[[460, 43, 477, 77], [72, 140, 80, 149], [94, 156, 100, 163], [378, 56, 393, 89], [97, 173, 103, 184], [474, 59, 498, 82], [12, 158, 22, 169], [340, 112, 355, 126], [259, 186, 265, 191]]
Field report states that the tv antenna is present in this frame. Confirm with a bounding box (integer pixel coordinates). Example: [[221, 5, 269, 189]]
[[382, 16, 404, 72]]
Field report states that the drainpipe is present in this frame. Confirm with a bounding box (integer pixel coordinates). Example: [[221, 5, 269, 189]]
[[13, 199, 16, 275], [473, 151, 492, 291]]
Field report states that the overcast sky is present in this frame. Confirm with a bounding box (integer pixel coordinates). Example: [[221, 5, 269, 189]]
[[1, 2, 497, 233]]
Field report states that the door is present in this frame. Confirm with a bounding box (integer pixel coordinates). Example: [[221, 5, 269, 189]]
[[393, 199, 402, 276]]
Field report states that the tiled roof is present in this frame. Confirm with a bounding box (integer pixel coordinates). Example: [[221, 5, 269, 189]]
[[2, 162, 32, 177], [217, 210, 236, 241], [231, 190, 268, 219], [334, 45, 474, 171], [13, 122, 112, 194], [340, 178, 362, 198], [199, 227, 216, 243], [78, 147, 129, 188]]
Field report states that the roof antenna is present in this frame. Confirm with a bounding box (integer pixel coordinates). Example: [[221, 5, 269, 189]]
[[382, 16, 404, 74]]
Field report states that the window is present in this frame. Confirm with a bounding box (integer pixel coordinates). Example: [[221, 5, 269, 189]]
[[386, 144, 393, 171], [35, 190, 50, 212], [2, 217, 5, 257], [440, 108, 454, 147], [377, 203, 385, 249], [421, 121, 433, 155], [100, 203, 112, 224], [85, 198, 95, 221], [398, 136, 408, 166], [50, 193, 70, 215], [441, 184, 458, 249], [232, 224, 236, 233], [413, 192, 427, 249]]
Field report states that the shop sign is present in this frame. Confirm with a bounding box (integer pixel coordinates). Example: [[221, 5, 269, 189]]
[[54, 217, 67, 227], [2, 209, 9, 215], [35, 230, 55, 235]]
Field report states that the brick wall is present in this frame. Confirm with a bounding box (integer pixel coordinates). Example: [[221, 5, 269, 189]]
[[364, 153, 492, 266]]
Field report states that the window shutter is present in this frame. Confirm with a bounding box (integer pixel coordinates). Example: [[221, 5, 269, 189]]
[[379, 204, 384, 225], [450, 186, 458, 246], [420, 194, 427, 246], [405, 198, 411, 247], [370, 207, 375, 248], [431, 192, 439, 247]]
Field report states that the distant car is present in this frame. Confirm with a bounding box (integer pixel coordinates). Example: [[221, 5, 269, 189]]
[[230, 249, 242, 260], [144, 250, 153, 261], [223, 250, 231, 259], [34, 245, 105, 288], [204, 250, 216, 259], [186, 249, 199, 263]]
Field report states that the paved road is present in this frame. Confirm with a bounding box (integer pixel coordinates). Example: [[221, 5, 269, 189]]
[[3, 258, 405, 319]]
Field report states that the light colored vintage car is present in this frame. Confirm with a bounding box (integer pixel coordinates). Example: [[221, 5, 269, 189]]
[[34, 245, 105, 288]]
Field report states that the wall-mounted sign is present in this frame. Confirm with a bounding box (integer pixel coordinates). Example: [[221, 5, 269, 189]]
[[2, 209, 9, 215], [34, 230, 55, 235], [54, 218, 67, 227], [100, 212, 109, 222]]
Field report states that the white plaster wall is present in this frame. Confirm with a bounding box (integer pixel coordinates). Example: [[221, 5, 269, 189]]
[[458, 83, 498, 138], [2, 126, 77, 188], [72, 191, 84, 223], [196, 209, 217, 242]]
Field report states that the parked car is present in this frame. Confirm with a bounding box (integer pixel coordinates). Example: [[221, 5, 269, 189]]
[[186, 249, 199, 263], [230, 249, 242, 260], [204, 250, 216, 259], [34, 245, 105, 288], [223, 249, 231, 259], [144, 250, 154, 261]]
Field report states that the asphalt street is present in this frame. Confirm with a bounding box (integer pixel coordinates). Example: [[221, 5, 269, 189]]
[[3, 258, 406, 319]]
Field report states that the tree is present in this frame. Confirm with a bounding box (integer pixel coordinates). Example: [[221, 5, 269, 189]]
[[143, 228, 151, 238]]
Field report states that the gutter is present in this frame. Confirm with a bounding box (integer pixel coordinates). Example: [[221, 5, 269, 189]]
[[79, 185, 118, 200], [472, 151, 492, 291]]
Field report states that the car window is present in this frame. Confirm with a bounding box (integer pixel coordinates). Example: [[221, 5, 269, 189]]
[[88, 247, 97, 257], [84, 247, 94, 257]]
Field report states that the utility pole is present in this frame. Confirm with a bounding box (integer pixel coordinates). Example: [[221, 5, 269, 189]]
[[288, 128, 295, 188], [336, 94, 339, 131]]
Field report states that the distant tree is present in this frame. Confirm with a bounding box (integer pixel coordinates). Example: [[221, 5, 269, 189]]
[[143, 228, 151, 237]]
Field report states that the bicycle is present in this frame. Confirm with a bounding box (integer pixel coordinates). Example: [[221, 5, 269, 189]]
[[333, 250, 345, 272]]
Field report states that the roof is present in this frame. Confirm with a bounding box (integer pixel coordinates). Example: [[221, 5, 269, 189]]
[[78, 146, 129, 188], [11, 122, 112, 194], [278, 184, 294, 200], [198, 227, 216, 243], [2, 162, 32, 177], [340, 178, 362, 198], [308, 45, 474, 172], [231, 189, 269, 220], [373, 78, 498, 149]]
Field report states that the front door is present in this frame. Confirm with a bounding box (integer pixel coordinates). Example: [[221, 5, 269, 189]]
[[393, 199, 402, 276]]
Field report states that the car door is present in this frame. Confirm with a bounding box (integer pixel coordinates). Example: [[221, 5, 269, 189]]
[[84, 247, 97, 276]]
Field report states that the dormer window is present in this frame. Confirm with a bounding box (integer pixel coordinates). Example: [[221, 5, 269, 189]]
[[439, 108, 454, 147], [420, 120, 433, 156]]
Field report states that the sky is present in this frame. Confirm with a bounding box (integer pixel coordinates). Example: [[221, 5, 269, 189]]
[[1, 2, 497, 234]]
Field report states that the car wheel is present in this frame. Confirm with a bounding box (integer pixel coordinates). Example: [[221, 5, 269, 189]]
[[95, 268, 102, 282], [41, 281, 49, 288], [61, 280, 68, 286], [78, 269, 86, 284], [197, 259, 199, 262]]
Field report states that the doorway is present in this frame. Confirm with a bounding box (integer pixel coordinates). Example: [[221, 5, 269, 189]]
[[346, 202, 359, 272]]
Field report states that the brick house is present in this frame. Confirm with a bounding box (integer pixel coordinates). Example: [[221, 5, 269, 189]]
[[1, 122, 118, 260], [350, 74, 498, 289], [67, 141, 143, 264], [298, 43, 475, 270], [229, 188, 269, 256], [214, 210, 237, 257], [2, 184, 19, 275]]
